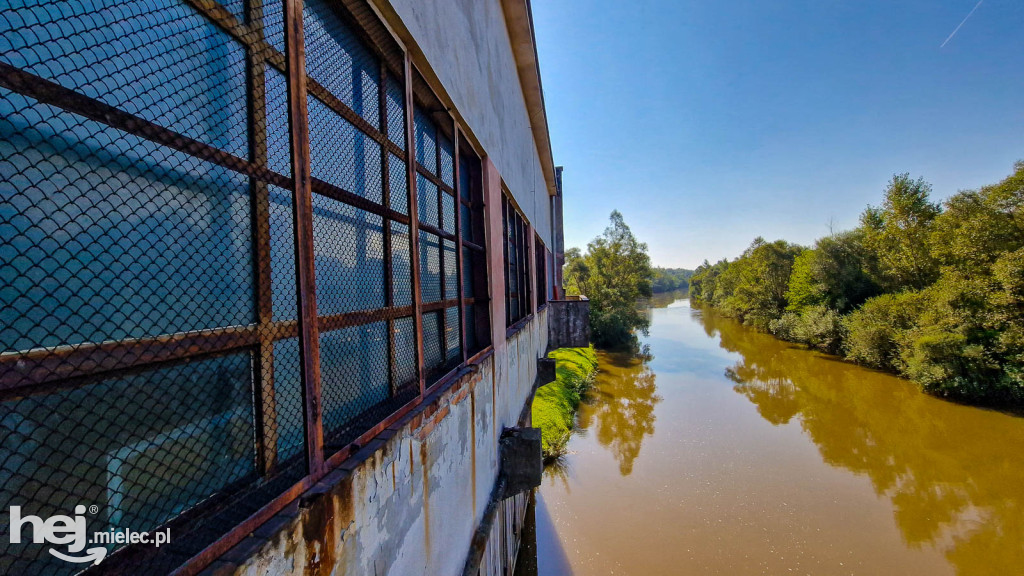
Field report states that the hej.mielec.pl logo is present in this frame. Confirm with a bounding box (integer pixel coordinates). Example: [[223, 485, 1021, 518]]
[[9, 505, 172, 565]]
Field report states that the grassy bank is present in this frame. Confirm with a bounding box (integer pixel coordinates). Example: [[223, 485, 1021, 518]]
[[532, 346, 598, 460]]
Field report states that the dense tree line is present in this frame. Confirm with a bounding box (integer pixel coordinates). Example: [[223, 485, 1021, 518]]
[[652, 267, 694, 293], [689, 162, 1024, 406], [565, 211, 653, 349]]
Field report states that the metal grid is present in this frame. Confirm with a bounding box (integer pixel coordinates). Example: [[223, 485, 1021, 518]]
[[0, 0, 492, 573], [503, 194, 533, 326], [535, 234, 548, 308]]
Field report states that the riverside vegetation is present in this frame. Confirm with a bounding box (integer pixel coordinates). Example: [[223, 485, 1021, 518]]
[[534, 211, 653, 458], [689, 161, 1024, 407], [532, 346, 598, 459]]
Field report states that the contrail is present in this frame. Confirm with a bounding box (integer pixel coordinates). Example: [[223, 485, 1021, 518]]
[[941, 0, 984, 48]]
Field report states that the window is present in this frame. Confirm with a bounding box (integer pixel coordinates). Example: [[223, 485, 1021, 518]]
[[535, 234, 548, 308], [412, 105, 490, 383], [0, 0, 491, 571], [503, 194, 533, 326]]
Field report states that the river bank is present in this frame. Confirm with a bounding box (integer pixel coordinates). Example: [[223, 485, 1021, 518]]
[[532, 346, 598, 459]]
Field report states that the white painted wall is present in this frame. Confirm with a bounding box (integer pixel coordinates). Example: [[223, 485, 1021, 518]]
[[386, 0, 554, 246]]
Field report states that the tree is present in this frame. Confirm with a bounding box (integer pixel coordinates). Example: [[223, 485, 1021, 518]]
[[859, 173, 940, 291], [786, 230, 879, 313], [564, 211, 653, 349], [689, 259, 728, 305], [716, 237, 803, 329]]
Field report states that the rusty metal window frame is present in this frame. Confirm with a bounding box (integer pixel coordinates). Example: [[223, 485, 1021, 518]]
[[535, 233, 548, 308], [0, 0, 493, 573], [502, 193, 533, 327]]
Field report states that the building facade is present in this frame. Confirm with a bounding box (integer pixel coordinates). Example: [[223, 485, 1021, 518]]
[[0, 0, 565, 573]]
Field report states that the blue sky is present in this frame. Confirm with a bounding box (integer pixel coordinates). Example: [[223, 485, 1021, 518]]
[[531, 0, 1024, 268]]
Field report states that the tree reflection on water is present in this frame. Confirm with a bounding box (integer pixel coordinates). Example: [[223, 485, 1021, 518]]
[[697, 306, 1024, 574], [576, 350, 661, 476]]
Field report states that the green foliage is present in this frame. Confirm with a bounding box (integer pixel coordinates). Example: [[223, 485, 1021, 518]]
[[860, 173, 941, 291], [785, 249, 822, 311], [692, 238, 803, 330], [564, 211, 654, 349], [532, 346, 598, 459], [688, 258, 729, 306], [694, 162, 1024, 407], [770, 305, 844, 354], [842, 291, 926, 372], [651, 267, 694, 293]]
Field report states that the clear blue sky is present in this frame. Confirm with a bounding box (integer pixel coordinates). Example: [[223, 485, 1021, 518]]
[[532, 0, 1024, 269]]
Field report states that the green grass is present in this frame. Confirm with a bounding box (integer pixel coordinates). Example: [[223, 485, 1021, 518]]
[[532, 346, 599, 460]]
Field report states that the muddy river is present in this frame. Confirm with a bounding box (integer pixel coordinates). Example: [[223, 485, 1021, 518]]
[[521, 293, 1024, 575]]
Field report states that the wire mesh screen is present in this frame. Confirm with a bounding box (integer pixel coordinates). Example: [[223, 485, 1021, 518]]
[[0, 0, 493, 571], [503, 194, 533, 326], [535, 235, 548, 307]]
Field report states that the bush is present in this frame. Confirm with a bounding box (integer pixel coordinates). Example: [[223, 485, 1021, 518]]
[[843, 291, 925, 371], [770, 305, 844, 354]]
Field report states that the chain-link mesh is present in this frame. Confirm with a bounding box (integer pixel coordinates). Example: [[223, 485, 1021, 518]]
[[536, 235, 548, 307], [320, 323, 389, 446], [303, 0, 379, 130], [503, 194, 532, 325], [0, 0, 493, 571], [417, 173, 440, 229], [312, 196, 386, 314], [385, 73, 405, 151], [439, 135, 455, 188], [420, 231, 443, 303]]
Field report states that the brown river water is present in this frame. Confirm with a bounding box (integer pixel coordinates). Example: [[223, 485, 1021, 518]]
[[518, 293, 1024, 575]]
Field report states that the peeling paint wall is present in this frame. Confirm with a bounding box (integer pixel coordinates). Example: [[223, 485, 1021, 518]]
[[211, 309, 548, 576]]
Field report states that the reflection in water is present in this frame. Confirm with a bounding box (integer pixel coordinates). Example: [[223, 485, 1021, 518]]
[[535, 296, 1024, 575], [701, 306, 1024, 574], [576, 351, 661, 476]]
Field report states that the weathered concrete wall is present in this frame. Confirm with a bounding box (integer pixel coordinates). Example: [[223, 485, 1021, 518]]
[[547, 299, 590, 350], [207, 309, 548, 576], [381, 0, 553, 246]]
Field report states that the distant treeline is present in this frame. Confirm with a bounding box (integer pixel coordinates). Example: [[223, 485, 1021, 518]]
[[652, 267, 694, 293], [689, 161, 1024, 407]]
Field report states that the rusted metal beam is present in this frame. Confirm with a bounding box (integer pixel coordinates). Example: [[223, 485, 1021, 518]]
[[421, 298, 462, 314], [310, 176, 410, 227], [248, 0, 280, 477], [463, 239, 485, 254], [184, 0, 400, 160], [436, 123, 447, 363], [416, 220, 457, 243], [285, 0, 325, 478], [416, 163, 455, 195], [0, 62, 291, 190], [379, 61, 397, 398], [318, 306, 415, 332], [305, 77, 394, 153], [0, 325, 291, 396], [453, 126, 468, 363], [168, 475, 315, 576], [403, 54, 427, 397]]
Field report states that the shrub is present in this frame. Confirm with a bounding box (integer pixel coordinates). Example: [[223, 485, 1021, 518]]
[[770, 305, 844, 354], [843, 291, 925, 371]]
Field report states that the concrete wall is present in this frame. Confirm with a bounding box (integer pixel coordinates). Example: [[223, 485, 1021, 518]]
[[383, 0, 553, 246], [207, 309, 548, 576], [547, 299, 590, 350]]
